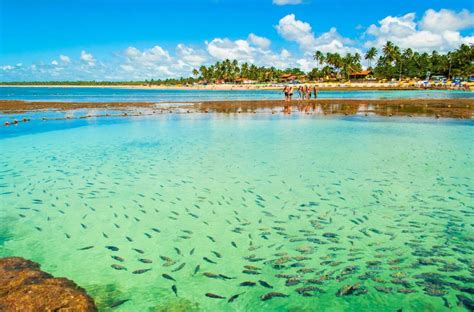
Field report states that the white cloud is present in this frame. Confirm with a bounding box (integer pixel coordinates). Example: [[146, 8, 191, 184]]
[[365, 9, 474, 52], [124, 45, 171, 65], [276, 14, 359, 54], [420, 9, 474, 32], [120, 64, 134, 72], [207, 38, 255, 61], [248, 33, 271, 50], [59, 55, 71, 64], [1, 65, 14, 71], [280, 49, 291, 58], [80, 51, 96, 66], [51, 60, 59, 66], [276, 14, 316, 51], [176, 44, 208, 66], [119, 45, 185, 79], [206, 36, 292, 68], [273, 0, 302, 5], [296, 57, 314, 72]]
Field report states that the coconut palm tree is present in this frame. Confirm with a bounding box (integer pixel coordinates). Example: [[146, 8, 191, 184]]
[[365, 47, 377, 69], [313, 50, 325, 68], [382, 41, 400, 64]]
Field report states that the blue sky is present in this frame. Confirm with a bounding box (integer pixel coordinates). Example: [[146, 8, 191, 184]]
[[1, 0, 473, 81]]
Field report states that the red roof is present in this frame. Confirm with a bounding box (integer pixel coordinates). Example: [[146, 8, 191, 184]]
[[350, 70, 372, 76]]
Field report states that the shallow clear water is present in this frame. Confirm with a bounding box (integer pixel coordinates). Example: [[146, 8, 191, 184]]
[[0, 86, 473, 102], [1, 114, 473, 311]]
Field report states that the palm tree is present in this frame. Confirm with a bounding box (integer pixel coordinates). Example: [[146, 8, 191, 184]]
[[382, 41, 400, 64], [365, 47, 377, 69], [313, 50, 325, 68], [192, 69, 199, 78]]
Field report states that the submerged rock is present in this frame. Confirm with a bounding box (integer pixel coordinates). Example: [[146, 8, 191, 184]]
[[0, 257, 97, 311]]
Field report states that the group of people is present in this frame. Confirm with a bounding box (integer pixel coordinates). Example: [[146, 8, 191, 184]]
[[283, 85, 318, 101]]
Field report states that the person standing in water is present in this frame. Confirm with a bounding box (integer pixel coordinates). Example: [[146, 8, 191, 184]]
[[313, 84, 319, 99], [283, 86, 289, 101]]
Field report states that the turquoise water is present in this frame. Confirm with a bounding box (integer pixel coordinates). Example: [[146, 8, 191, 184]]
[[0, 113, 473, 311], [0, 86, 473, 102]]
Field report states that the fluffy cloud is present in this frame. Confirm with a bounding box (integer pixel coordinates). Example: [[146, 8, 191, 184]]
[[248, 33, 271, 50], [276, 14, 316, 51], [176, 44, 208, 66], [1, 65, 14, 71], [51, 60, 59, 65], [273, 0, 302, 5], [80, 51, 95, 66], [420, 9, 474, 32], [205, 35, 292, 68], [120, 45, 178, 79], [365, 9, 474, 52], [207, 38, 255, 61], [276, 14, 359, 54], [59, 55, 71, 64]]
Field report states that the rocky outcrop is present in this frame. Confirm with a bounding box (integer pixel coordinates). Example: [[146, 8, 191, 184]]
[[0, 257, 97, 312]]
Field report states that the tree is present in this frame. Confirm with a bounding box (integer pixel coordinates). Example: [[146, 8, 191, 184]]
[[382, 41, 400, 64], [365, 47, 377, 69], [313, 50, 325, 68]]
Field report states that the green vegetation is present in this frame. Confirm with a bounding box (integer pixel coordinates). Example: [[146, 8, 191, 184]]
[[1, 42, 472, 85]]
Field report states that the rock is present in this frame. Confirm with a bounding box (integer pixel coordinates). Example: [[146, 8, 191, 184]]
[[0, 257, 97, 311]]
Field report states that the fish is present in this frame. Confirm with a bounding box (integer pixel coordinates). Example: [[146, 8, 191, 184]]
[[78, 246, 94, 250], [111, 264, 127, 271], [207, 236, 216, 242], [203, 257, 217, 264], [258, 280, 273, 288], [160, 255, 173, 262], [194, 265, 201, 275], [138, 258, 153, 264], [172, 263, 186, 272], [109, 299, 130, 308], [240, 281, 256, 287], [190, 248, 195, 255], [111, 256, 125, 262], [228, 293, 244, 303], [242, 270, 260, 275], [205, 293, 226, 299], [162, 273, 176, 281], [132, 248, 144, 254], [132, 269, 151, 274], [211, 251, 222, 258], [172, 284, 178, 297], [203, 272, 221, 279], [260, 292, 288, 301], [106, 246, 119, 251]]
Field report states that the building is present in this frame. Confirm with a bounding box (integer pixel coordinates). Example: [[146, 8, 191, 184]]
[[349, 70, 372, 80]]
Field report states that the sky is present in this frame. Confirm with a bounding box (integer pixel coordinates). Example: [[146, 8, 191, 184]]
[[0, 0, 473, 81]]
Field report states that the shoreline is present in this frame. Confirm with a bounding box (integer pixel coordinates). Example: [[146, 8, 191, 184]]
[[1, 99, 473, 120]]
